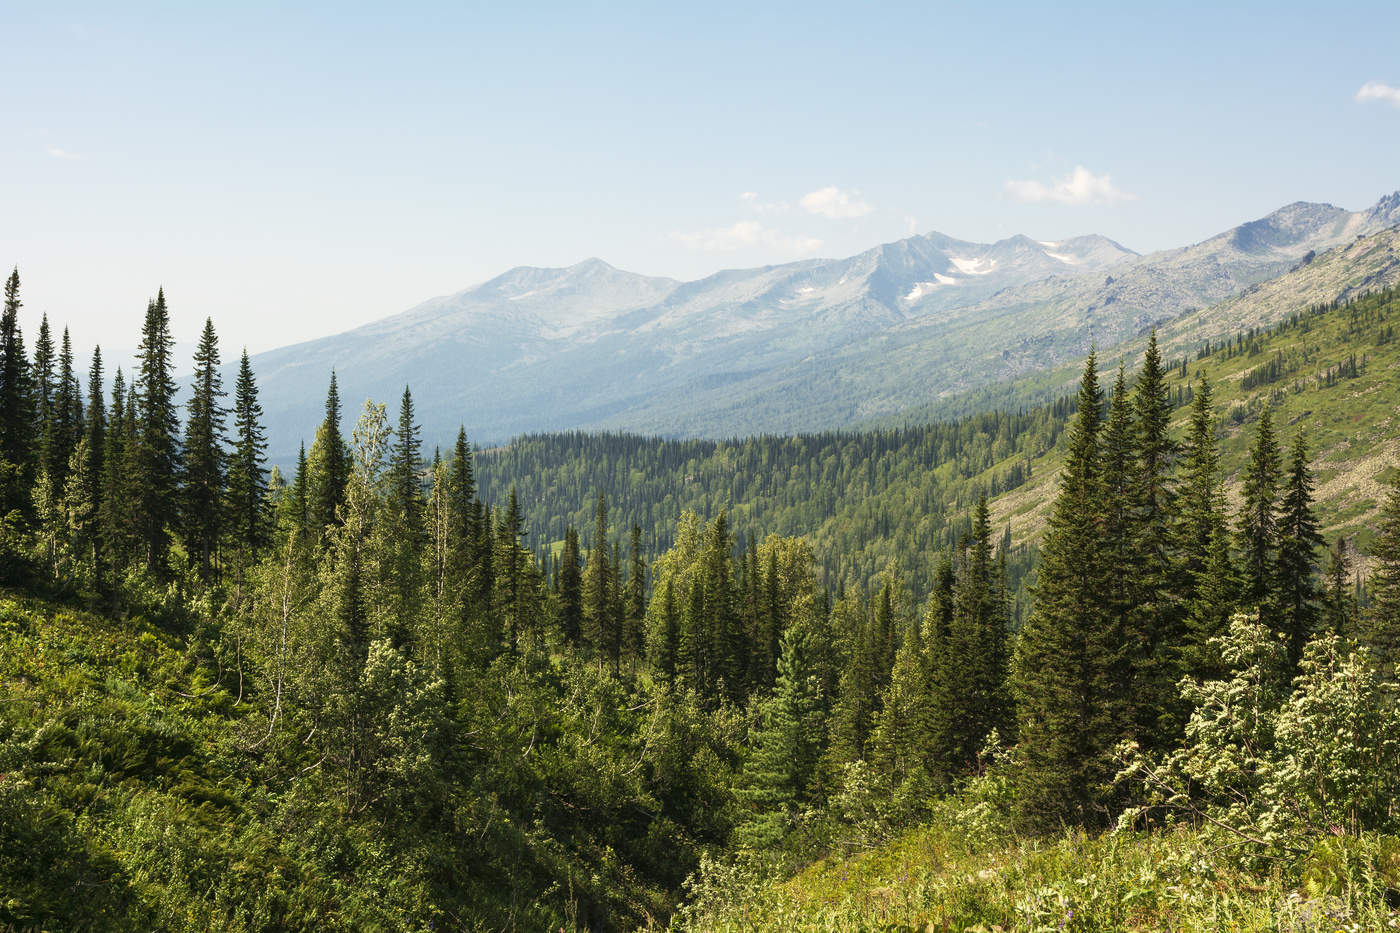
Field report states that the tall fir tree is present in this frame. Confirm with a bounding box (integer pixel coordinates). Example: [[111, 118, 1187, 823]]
[[53, 328, 83, 490], [307, 372, 349, 535], [0, 268, 32, 491], [1012, 350, 1123, 831], [33, 314, 56, 483], [99, 369, 134, 571], [182, 318, 227, 581], [1362, 476, 1400, 676], [226, 349, 271, 565], [1128, 332, 1184, 743], [1237, 405, 1282, 620], [83, 348, 106, 586], [735, 626, 824, 848], [1177, 375, 1237, 680], [1276, 432, 1323, 667], [133, 290, 182, 575], [559, 525, 584, 645], [386, 386, 426, 642], [1324, 536, 1355, 638], [496, 486, 526, 655], [624, 524, 646, 666], [583, 492, 614, 666]]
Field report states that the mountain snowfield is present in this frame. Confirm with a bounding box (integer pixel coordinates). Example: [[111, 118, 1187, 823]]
[[249, 191, 1400, 457]]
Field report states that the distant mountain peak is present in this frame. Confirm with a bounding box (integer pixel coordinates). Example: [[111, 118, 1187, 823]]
[[248, 187, 1400, 456]]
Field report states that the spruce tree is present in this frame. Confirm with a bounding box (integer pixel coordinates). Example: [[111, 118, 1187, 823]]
[[133, 290, 182, 575], [52, 328, 83, 491], [655, 577, 679, 685], [624, 524, 646, 666], [735, 626, 823, 848], [1237, 406, 1281, 619], [182, 318, 227, 581], [583, 492, 614, 666], [99, 369, 134, 571], [386, 386, 425, 641], [496, 487, 525, 655], [226, 350, 270, 564], [703, 511, 741, 697], [1128, 333, 1184, 742], [1276, 432, 1323, 667], [559, 525, 584, 645], [83, 348, 106, 586], [0, 268, 32, 491], [1324, 536, 1354, 638], [943, 494, 1010, 771], [33, 314, 55, 482], [1012, 350, 1122, 831], [1362, 476, 1400, 675], [307, 372, 349, 535]]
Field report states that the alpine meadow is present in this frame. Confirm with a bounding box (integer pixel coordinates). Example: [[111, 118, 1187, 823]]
[[6, 4, 1400, 931]]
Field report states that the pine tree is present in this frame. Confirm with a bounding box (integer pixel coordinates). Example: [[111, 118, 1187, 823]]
[[496, 486, 526, 655], [226, 350, 270, 565], [0, 268, 33, 494], [583, 492, 614, 666], [182, 318, 227, 581], [52, 328, 83, 492], [704, 511, 741, 697], [1324, 536, 1355, 638], [735, 626, 823, 848], [869, 620, 934, 796], [99, 369, 134, 571], [942, 494, 1010, 773], [1012, 350, 1122, 831], [385, 386, 425, 643], [83, 348, 106, 585], [624, 524, 646, 666], [307, 372, 349, 535], [1177, 375, 1238, 680], [1237, 406, 1281, 619], [1362, 477, 1400, 675], [33, 314, 56, 483], [1276, 432, 1323, 667], [559, 525, 583, 645], [655, 577, 679, 684], [133, 290, 182, 575], [1128, 333, 1185, 742]]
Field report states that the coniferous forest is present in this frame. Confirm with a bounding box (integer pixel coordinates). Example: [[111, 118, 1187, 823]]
[[5, 267, 1400, 931]]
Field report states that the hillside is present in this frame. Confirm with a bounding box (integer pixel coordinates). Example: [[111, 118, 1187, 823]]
[[675, 819, 1400, 932], [478, 281, 1400, 606], [249, 192, 1400, 459]]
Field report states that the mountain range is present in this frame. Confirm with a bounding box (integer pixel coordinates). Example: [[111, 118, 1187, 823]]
[[249, 191, 1400, 456]]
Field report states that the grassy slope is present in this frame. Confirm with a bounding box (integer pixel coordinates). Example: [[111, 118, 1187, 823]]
[[986, 283, 1400, 565], [676, 821, 1400, 932]]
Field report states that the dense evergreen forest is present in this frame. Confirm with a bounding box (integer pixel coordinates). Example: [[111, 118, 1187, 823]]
[[3, 266, 1400, 931]]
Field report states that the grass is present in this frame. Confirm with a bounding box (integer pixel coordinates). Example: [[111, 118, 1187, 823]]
[[674, 821, 1400, 932]]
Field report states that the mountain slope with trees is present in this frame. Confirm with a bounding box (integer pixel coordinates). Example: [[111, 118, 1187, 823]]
[[5, 263, 1400, 931], [248, 193, 1400, 457]]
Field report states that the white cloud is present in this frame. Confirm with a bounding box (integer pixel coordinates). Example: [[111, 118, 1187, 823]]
[[1004, 165, 1135, 205], [799, 186, 874, 219], [1357, 82, 1400, 106], [903, 215, 919, 235], [739, 191, 759, 201], [672, 220, 822, 254], [46, 145, 82, 161]]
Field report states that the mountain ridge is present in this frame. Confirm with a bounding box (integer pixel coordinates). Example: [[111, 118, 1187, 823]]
[[248, 190, 1400, 457]]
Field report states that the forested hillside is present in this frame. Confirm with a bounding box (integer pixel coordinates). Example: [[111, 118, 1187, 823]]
[[4, 263, 1400, 931], [479, 283, 1400, 609]]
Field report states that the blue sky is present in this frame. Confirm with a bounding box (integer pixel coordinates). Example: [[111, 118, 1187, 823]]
[[3, 1, 1399, 362]]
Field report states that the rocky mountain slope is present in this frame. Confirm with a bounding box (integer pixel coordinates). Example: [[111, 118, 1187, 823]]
[[249, 191, 1400, 455]]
